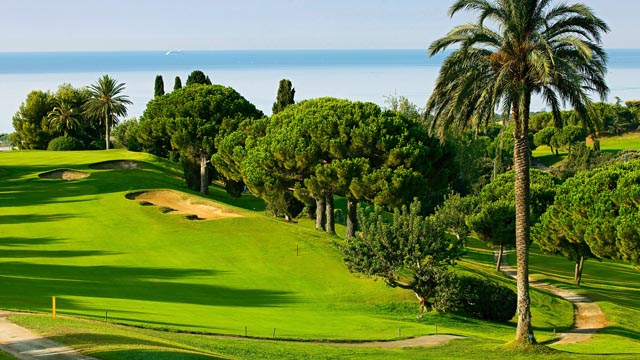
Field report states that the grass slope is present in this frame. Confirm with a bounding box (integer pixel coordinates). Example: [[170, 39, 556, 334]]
[[2, 150, 638, 359], [533, 131, 640, 168], [1, 150, 425, 340]]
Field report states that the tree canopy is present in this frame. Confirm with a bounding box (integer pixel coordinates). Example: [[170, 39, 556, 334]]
[[139, 84, 263, 193], [342, 200, 464, 312]]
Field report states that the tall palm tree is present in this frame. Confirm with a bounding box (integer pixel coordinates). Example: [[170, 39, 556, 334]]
[[427, 0, 608, 343], [84, 75, 132, 150], [48, 100, 80, 137]]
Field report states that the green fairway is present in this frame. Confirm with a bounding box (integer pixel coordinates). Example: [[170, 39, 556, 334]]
[[2, 150, 639, 359], [1, 150, 430, 340], [533, 132, 640, 168]]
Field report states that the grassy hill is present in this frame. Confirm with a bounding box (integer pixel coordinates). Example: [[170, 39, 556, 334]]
[[1, 150, 638, 359], [533, 131, 640, 168]]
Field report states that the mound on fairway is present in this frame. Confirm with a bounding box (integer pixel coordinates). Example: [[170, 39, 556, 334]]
[[126, 190, 243, 220], [38, 169, 90, 181], [90, 160, 142, 170]]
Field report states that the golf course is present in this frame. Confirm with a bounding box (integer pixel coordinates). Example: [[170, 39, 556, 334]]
[[0, 149, 638, 359]]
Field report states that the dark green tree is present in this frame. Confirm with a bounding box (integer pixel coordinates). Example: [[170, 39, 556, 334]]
[[426, 0, 608, 343], [174, 76, 182, 90], [84, 75, 132, 150], [342, 200, 464, 312], [534, 127, 558, 155], [272, 79, 295, 114], [186, 70, 212, 86], [154, 75, 165, 97], [11, 90, 54, 149], [534, 160, 640, 275], [139, 84, 263, 193]]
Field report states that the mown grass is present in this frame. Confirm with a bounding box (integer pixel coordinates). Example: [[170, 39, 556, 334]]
[[532, 131, 640, 168], [505, 244, 640, 355], [0, 350, 16, 360], [2, 150, 638, 359], [11, 314, 640, 360]]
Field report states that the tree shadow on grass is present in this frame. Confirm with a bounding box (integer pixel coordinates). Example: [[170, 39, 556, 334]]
[[0, 214, 78, 225], [0, 262, 298, 309], [599, 325, 640, 341]]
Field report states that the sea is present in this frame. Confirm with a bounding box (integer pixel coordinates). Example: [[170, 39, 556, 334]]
[[2, 49, 640, 134]]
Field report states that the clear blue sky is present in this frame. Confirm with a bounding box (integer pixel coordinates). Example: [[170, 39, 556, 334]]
[[1, 0, 637, 51]]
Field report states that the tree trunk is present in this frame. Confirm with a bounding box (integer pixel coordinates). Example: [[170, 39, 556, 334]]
[[513, 94, 535, 344], [346, 197, 358, 240], [496, 244, 504, 272], [105, 114, 110, 150], [575, 255, 585, 286], [415, 292, 426, 313], [315, 195, 326, 230], [325, 191, 335, 234], [200, 154, 208, 194]]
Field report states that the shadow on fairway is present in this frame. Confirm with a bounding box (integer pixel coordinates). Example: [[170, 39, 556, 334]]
[[0, 214, 78, 224], [0, 262, 297, 309]]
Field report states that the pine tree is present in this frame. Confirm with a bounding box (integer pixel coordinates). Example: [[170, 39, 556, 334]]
[[272, 79, 295, 114], [154, 75, 165, 97], [174, 76, 182, 90]]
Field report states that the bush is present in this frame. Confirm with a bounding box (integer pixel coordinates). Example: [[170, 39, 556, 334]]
[[47, 136, 84, 151], [434, 275, 516, 323], [87, 139, 106, 150]]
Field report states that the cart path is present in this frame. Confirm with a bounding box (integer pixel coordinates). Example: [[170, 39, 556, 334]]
[[496, 252, 607, 344], [0, 311, 97, 360]]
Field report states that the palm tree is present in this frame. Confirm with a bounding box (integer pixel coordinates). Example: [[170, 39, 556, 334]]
[[427, 0, 608, 344], [48, 101, 80, 137], [84, 75, 132, 150]]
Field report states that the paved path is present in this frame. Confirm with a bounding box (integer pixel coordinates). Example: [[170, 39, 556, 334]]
[[0, 311, 96, 360], [496, 252, 607, 344]]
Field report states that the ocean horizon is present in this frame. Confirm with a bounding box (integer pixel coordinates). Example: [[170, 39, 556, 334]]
[[2, 49, 640, 134]]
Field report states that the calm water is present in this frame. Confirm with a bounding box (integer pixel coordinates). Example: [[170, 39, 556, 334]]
[[1, 49, 640, 133]]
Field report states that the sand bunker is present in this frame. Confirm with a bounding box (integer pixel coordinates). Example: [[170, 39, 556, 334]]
[[39, 169, 90, 181], [126, 190, 242, 220], [90, 160, 142, 170]]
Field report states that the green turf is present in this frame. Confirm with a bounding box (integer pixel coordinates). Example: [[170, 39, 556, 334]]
[[532, 132, 640, 168], [1, 150, 432, 340], [0, 350, 16, 360], [11, 314, 640, 360], [2, 150, 638, 359], [505, 244, 640, 355]]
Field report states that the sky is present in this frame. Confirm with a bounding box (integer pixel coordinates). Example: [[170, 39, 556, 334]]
[[1, 0, 639, 52]]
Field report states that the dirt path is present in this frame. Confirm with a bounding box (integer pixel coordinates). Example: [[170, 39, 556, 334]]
[[496, 252, 607, 344], [319, 335, 466, 348], [0, 311, 97, 360]]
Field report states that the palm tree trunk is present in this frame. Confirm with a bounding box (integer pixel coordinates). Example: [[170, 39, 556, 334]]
[[315, 195, 326, 230], [346, 197, 358, 240], [105, 114, 110, 150], [514, 94, 535, 344], [325, 191, 335, 234]]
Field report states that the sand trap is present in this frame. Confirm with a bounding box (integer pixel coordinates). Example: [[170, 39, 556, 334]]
[[39, 169, 90, 181], [126, 190, 242, 220], [90, 160, 142, 170]]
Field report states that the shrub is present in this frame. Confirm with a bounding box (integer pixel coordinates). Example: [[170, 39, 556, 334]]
[[47, 136, 84, 151], [88, 139, 106, 150], [434, 275, 517, 323]]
